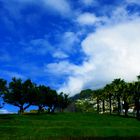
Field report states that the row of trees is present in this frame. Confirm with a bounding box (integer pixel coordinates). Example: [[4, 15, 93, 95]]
[[75, 75, 140, 119], [0, 77, 70, 114]]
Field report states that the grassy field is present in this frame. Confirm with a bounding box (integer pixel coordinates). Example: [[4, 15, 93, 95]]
[[0, 112, 140, 140]]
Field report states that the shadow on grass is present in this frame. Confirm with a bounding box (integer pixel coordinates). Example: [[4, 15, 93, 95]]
[[46, 137, 140, 140], [23, 112, 58, 116], [109, 113, 136, 119], [0, 114, 14, 120], [2, 136, 140, 140]]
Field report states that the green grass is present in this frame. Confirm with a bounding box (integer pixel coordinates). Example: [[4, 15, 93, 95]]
[[0, 112, 140, 139]]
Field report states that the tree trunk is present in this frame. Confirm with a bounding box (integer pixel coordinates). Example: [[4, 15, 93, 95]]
[[38, 105, 43, 113], [19, 106, 24, 114], [24, 104, 31, 111], [117, 96, 121, 115], [135, 99, 140, 119], [124, 100, 129, 117], [48, 107, 51, 113]]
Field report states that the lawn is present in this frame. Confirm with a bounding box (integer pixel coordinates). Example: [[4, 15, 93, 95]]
[[0, 112, 140, 140]]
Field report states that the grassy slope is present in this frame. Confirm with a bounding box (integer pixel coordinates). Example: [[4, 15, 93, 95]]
[[0, 113, 140, 139]]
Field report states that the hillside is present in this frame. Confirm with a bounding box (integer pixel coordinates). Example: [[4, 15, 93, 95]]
[[0, 113, 140, 139]]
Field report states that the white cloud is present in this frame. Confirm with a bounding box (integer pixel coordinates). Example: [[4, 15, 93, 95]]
[[24, 31, 79, 56], [0, 109, 14, 114], [81, 19, 140, 80], [53, 51, 69, 59], [45, 61, 78, 75], [76, 6, 138, 27], [24, 38, 53, 55], [58, 61, 96, 95], [108, 6, 139, 24], [57, 18, 140, 96], [126, 0, 140, 5], [42, 0, 72, 15], [77, 13, 99, 25], [1, 0, 72, 18], [81, 0, 98, 6], [58, 31, 80, 53], [76, 12, 101, 26]]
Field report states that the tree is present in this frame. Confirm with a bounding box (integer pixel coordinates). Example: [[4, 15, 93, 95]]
[[80, 89, 93, 99], [101, 89, 106, 113], [4, 78, 34, 114], [45, 88, 58, 113], [33, 85, 49, 113], [0, 78, 7, 108], [122, 82, 130, 117], [111, 79, 125, 115], [27, 84, 59, 113], [94, 89, 102, 113], [104, 84, 113, 115], [134, 77, 140, 119], [57, 92, 70, 112]]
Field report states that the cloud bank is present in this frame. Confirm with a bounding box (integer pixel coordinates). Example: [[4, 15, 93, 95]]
[[56, 18, 140, 95]]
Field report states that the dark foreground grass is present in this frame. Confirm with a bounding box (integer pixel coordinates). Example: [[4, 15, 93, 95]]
[[0, 112, 140, 140]]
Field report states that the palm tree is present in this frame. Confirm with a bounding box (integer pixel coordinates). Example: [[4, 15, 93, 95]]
[[104, 84, 113, 115], [94, 89, 102, 113], [134, 76, 140, 118], [129, 76, 140, 119], [122, 82, 131, 117], [100, 88, 106, 113], [111, 79, 125, 115]]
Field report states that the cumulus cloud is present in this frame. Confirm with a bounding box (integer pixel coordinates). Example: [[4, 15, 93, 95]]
[[56, 18, 140, 95], [76, 12, 101, 26]]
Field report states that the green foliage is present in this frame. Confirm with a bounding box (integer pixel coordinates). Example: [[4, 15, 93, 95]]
[[3, 78, 34, 113], [1, 77, 70, 114], [73, 75, 140, 119], [75, 99, 95, 112], [57, 92, 70, 112], [0, 78, 7, 94], [80, 89, 93, 99], [0, 74, 140, 117], [0, 78, 7, 108]]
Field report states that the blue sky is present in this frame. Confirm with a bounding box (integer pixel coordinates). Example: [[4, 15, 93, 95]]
[[0, 0, 140, 112]]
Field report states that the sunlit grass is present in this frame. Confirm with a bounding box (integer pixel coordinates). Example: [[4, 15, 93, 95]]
[[0, 113, 140, 139]]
